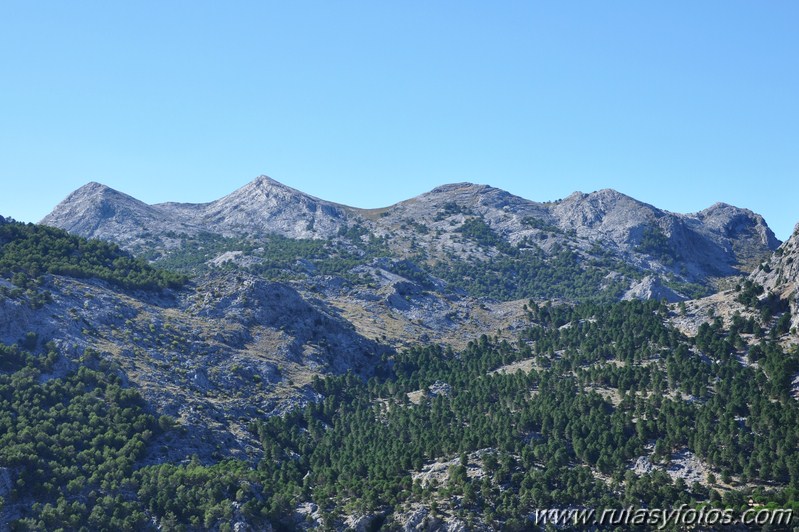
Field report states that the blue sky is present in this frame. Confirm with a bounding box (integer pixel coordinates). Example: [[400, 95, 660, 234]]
[[1, 2, 797, 239]]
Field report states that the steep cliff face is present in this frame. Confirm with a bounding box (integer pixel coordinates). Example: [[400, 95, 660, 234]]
[[752, 223, 799, 330], [753, 224, 799, 291]]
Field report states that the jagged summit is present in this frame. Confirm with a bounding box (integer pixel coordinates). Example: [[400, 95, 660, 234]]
[[553, 188, 665, 243], [405, 181, 534, 211], [566, 188, 636, 200], [691, 203, 780, 271], [215, 174, 338, 207]]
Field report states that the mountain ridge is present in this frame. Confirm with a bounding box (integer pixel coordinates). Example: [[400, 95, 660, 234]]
[[44, 175, 778, 237], [41, 175, 780, 301]]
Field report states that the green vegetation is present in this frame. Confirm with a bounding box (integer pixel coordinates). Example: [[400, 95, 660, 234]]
[[635, 225, 676, 265], [3, 297, 798, 528], [433, 201, 474, 221], [455, 217, 509, 252], [734, 279, 790, 326], [735, 279, 765, 307], [664, 279, 712, 300], [144, 228, 389, 283], [521, 216, 562, 234], [0, 222, 186, 291], [238, 300, 799, 525], [0, 343, 157, 529], [431, 246, 631, 302]]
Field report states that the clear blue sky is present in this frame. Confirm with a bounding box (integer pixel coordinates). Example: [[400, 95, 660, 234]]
[[1, 2, 797, 239]]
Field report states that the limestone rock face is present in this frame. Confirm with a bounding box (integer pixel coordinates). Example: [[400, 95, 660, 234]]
[[622, 276, 686, 303], [752, 223, 799, 330], [552, 188, 653, 244], [186, 175, 350, 239], [753, 224, 799, 291], [551, 190, 778, 277], [41, 182, 202, 247]]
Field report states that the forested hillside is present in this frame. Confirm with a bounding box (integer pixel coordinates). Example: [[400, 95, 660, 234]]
[[0, 219, 186, 292], [3, 296, 798, 529]]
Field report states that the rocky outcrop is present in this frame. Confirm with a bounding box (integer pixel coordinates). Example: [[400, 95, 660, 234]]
[[552, 188, 654, 244], [753, 224, 799, 292], [552, 190, 778, 277], [623, 276, 685, 302], [193, 274, 385, 373], [752, 223, 799, 330]]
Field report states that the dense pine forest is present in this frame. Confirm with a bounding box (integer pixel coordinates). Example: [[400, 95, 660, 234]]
[[0, 219, 186, 292]]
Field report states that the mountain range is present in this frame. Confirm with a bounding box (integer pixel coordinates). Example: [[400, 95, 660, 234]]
[[43, 176, 779, 300], [1, 175, 797, 529]]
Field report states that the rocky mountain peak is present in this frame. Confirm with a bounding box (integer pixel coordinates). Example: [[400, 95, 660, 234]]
[[41, 182, 165, 240], [700, 201, 733, 212], [200, 175, 350, 239], [562, 188, 646, 208], [234, 174, 311, 199], [591, 188, 634, 201], [60, 181, 135, 205], [411, 182, 523, 211], [559, 188, 635, 205], [694, 202, 779, 248], [552, 188, 660, 240], [428, 182, 492, 195]]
